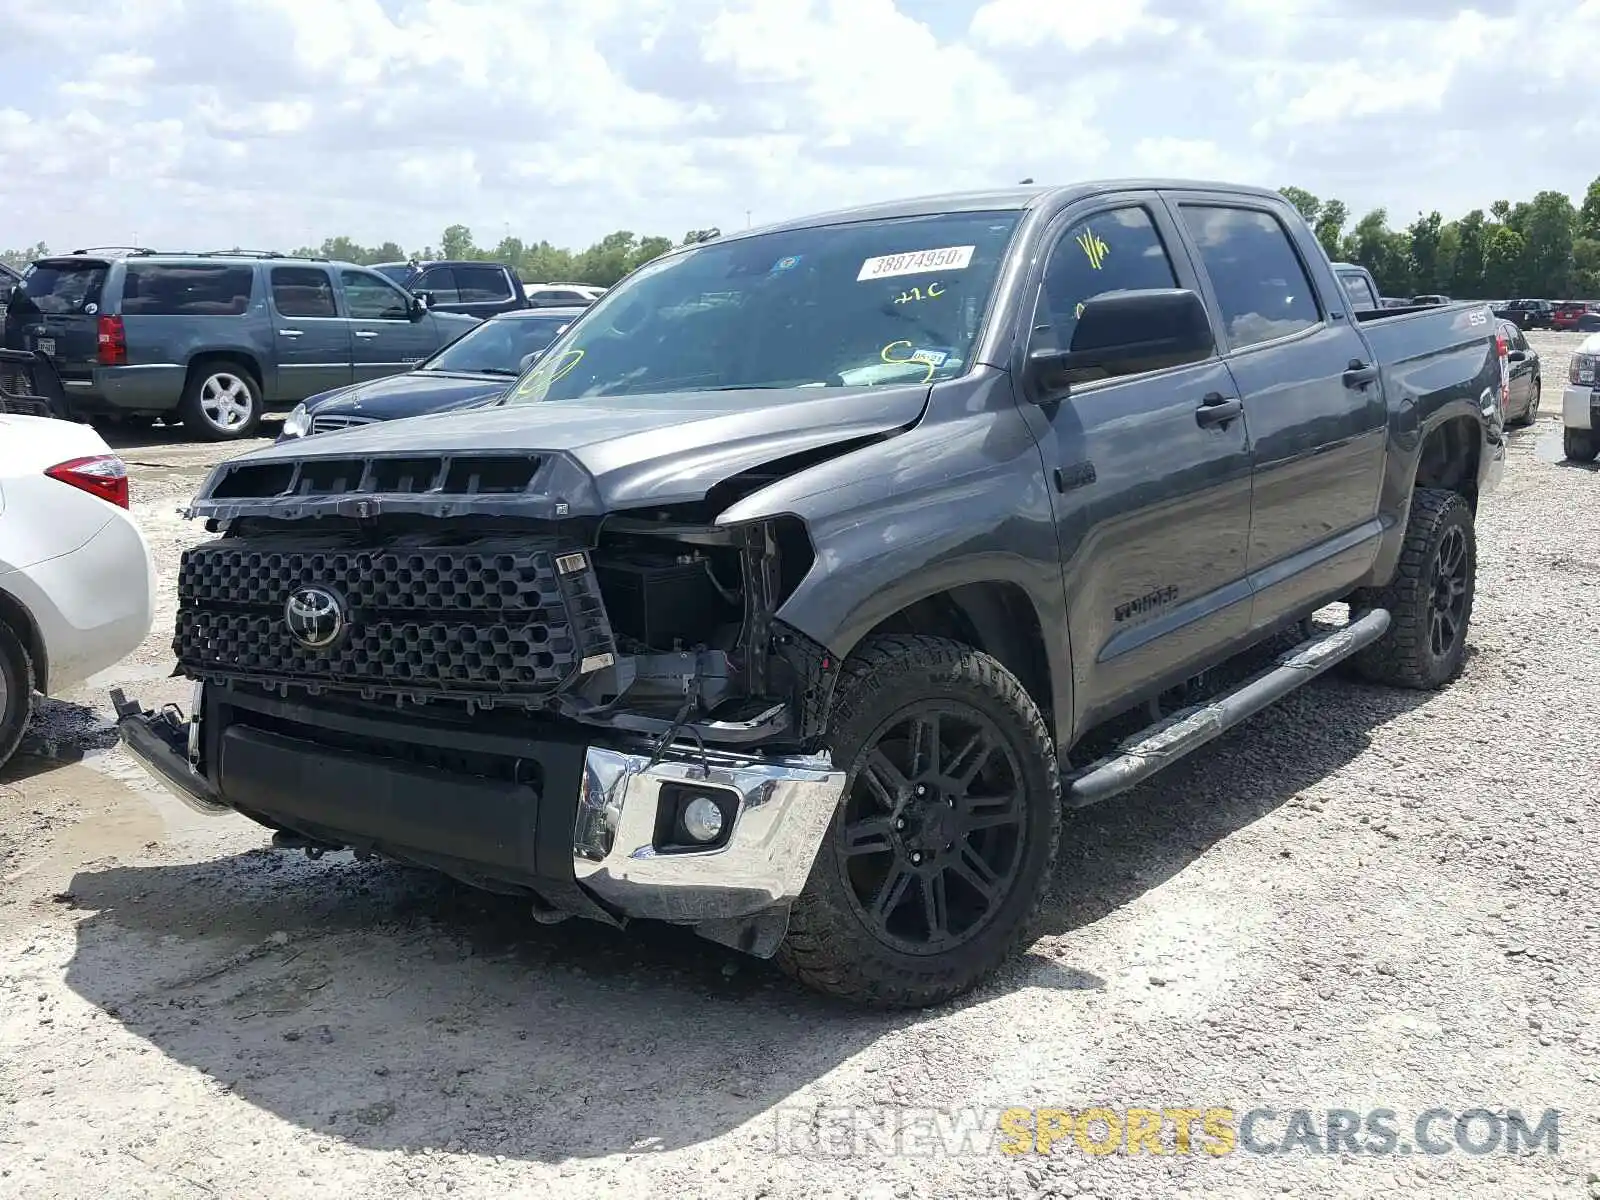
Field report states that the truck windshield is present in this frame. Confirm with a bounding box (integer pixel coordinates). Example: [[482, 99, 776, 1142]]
[[503, 210, 1022, 404]]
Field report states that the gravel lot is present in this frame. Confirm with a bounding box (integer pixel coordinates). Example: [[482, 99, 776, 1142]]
[[3, 333, 1598, 1199]]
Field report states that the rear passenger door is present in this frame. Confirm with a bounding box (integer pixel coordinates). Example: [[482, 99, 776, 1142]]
[[448, 265, 520, 318], [1020, 195, 1254, 724], [1167, 196, 1388, 631], [410, 265, 461, 310], [268, 266, 352, 400], [339, 268, 434, 383]]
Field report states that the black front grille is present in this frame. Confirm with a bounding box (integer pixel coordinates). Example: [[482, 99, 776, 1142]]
[[175, 537, 615, 706]]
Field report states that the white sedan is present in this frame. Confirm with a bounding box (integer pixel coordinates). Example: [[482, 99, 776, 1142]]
[[0, 414, 156, 767], [1563, 332, 1599, 462]]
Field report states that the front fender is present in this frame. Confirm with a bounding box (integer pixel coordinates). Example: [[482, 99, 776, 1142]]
[[717, 369, 1075, 748]]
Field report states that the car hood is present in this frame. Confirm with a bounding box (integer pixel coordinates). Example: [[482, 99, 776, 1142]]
[[192, 382, 931, 521], [307, 372, 511, 421]]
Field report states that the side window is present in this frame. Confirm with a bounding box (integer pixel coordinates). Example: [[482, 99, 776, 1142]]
[[1341, 273, 1377, 310], [270, 267, 337, 318], [340, 269, 411, 320], [1031, 205, 1179, 356], [454, 265, 513, 303], [414, 267, 460, 304], [1180, 205, 1321, 350], [122, 264, 254, 315]]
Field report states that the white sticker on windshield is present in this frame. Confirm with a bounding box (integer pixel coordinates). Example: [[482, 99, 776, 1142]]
[[857, 245, 975, 282]]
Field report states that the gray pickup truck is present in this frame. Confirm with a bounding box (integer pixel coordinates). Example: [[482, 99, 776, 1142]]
[[115, 181, 1506, 1007], [3, 251, 479, 439]]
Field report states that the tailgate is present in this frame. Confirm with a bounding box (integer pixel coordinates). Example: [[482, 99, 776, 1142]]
[[4, 259, 109, 374]]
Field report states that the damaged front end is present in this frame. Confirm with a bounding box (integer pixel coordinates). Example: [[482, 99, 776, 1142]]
[[112, 435, 870, 954]]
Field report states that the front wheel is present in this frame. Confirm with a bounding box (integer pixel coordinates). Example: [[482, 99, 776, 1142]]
[[1564, 428, 1598, 463], [777, 635, 1062, 1008], [180, 365, 262, 441], [1349, 488, 1475, 690]]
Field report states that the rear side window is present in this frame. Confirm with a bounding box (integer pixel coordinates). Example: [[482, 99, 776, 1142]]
[[1180, 206, 1320, 350], [270, 267, 337, 318], [454, 266, 513, 302], [121, 264, 253, 316], [16, 261, 106, 315], [413, 266, 460, 304]]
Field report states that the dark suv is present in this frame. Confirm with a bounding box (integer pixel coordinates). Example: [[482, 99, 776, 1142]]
[[2, 251, 479, 439]]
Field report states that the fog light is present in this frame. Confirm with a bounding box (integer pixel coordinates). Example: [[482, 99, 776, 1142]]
[[681, 796, 726, 844]]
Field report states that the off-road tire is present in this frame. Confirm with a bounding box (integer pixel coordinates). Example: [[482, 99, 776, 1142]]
[[179, 363, 263, 441], [1564, 428, 1597, 462], [0, 620, 35, 771], [1348, 488, 1475, 690], [777, 635, 1062, 1008]]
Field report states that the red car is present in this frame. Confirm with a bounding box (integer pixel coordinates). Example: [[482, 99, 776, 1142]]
[[1552, 301, 1590, 331]]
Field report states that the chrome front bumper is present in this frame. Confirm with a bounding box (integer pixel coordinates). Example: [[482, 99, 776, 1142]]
[[573, 745, 845, 922], [111, 684, 846, 931]]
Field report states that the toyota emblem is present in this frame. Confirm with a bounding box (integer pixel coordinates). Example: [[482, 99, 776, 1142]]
[[284, 586, 345, 649]]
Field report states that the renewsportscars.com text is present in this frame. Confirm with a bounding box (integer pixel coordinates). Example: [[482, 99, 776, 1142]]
[[769, 1105, 1561, 1159]]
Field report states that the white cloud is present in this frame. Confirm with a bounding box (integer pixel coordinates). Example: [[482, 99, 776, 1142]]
[[0, 0, 1595, 258]]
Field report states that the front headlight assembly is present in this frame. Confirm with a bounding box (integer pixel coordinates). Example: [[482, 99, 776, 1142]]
[[282, 402, 311, 438]]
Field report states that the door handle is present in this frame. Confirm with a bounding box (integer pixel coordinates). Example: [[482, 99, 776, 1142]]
[[1195, 393, 1243, 428], [1343, 359, 1379, 387], [278, 329, 303, 337], [354, 330, 380, 339]]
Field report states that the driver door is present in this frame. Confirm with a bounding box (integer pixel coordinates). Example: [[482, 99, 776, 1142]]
[[1019, 195, 1255, 726], [338, 268, 434, 383]]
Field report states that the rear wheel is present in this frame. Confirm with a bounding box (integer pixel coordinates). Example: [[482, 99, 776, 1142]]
[[1349, 488, 1475, 690], [777, 635, 1061, 1008], [180, 364, 262, 440], [0, 620, 35, 770], [1516, 379, 1540, 426], [1564, 428, 1598, 463]]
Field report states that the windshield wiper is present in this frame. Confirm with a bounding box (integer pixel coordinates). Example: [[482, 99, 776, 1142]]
[[477, 367, 522, 376]]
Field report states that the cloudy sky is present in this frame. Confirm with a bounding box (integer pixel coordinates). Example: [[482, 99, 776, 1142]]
[[3, 0, 1596, 256]]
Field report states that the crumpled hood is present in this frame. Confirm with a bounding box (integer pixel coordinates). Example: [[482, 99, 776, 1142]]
[[194, 382, 931, 519], [305, 371, 510, 423]]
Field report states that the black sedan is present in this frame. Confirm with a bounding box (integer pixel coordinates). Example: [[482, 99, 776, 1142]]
[[278, 306, 586, 441], [1499, 318, 1542, 427]]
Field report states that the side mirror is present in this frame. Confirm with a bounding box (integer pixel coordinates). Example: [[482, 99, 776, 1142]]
[[518, 350, 544, 373], [1507, 349, 1527, 362], [409, 294, 429, 321], [1026, 288, 1214, 399]]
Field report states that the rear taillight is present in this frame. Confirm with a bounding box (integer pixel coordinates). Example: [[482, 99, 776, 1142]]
[[45, 454, 128, 508], [1495, 334, 1510, 410], [97, 314, 126, 366]]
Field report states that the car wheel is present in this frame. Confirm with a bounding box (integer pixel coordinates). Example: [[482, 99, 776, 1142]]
[[1348, 489, 1475, 690], [777, 635, 1062, 1008], [0, 619, 35, 771], [180, 366, 262, 441], [1564, 428, 1598, 462], [1526, 378, 1540, 423]]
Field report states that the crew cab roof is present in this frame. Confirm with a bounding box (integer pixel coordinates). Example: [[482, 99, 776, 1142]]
[[725, 179, 1291, 241]]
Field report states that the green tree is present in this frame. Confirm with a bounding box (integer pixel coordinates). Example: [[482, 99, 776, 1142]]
[[1408, 212, 1444, 294], [1489, 200, 1511, 223], [1483, 225, 1525, 297], [440, 224, 477, 260], [1347, 209, 1412, 294], [1313, 199, 1347, 261], [1278, 186, 1321, 224], [1520, 190, 1577, 297], [1572, 237, 1600, 298], [1452, 210, 1487, 299], [629, 235, 674, 272], [1579, 177, 1600, 242], [372, 241, 406, 264], [1, 241, 49, 271]]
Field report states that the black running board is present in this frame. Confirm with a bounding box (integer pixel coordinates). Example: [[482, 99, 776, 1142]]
[[1064, 607, 1392, 808]]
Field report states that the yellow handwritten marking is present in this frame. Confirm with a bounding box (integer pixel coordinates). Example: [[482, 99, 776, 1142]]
[[1077, 228, 1110, 270], [880, 339, 935, 383], [1074, 302, 1086, 319], [513, 348, 585, 401], [893, 281, 946, 305]]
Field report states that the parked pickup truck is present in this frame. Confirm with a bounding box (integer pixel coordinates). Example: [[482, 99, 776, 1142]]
[[403, 261, 531, 320], [114, 181, 1506, 1008]]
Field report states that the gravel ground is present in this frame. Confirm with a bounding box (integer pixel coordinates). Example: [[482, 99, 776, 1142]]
[[2, 335, 1598, 1200]]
